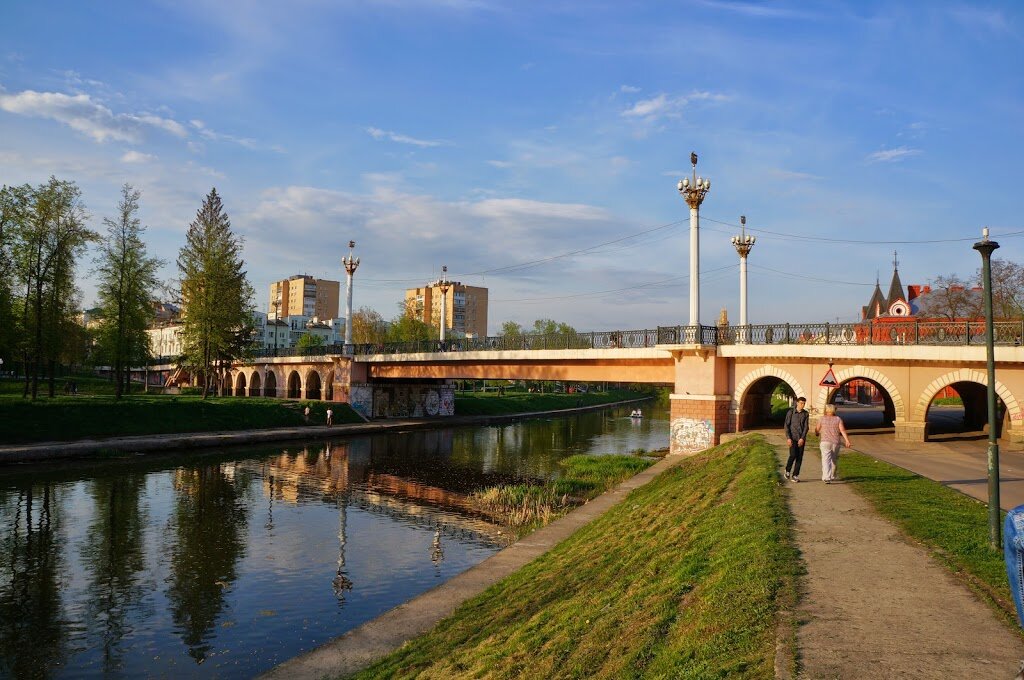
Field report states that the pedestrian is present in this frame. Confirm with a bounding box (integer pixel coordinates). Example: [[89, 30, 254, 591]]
[[326, 408, 333, 426], [783, 396, 809, 483], [815, 403, 851, 484], [304, 406, 310, 423]]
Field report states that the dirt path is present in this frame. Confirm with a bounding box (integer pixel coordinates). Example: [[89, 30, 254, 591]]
[[772, 433, 1024, 678]]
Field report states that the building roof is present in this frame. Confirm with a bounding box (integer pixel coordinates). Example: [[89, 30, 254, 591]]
[[863, 282, 886, 319], [886, 266, 906, 309]]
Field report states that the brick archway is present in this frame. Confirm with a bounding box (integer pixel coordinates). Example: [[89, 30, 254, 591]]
[[915, 369, 1022, 423], [733, 365, 809, 431], [813, 365, 906, 422]]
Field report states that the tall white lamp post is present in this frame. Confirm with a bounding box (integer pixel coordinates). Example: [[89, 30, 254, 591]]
[[438, 265, 451, 343], [731, 215, 756, 343], [678, 152, 711, 333], [342, 240, 360, 353]]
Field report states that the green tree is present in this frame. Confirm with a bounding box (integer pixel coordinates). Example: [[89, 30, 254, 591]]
[[498, 320, 524, 338], [387, 300, 436, 343], [531, 318, 576, 335], [176, 188, 255, 398], [349, 306, 388, 344], [0, 184, 30, 371], [94, 184, 163, 399], [296, 332, 326, 351]]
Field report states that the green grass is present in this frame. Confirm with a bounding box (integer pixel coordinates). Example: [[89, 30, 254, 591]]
[[470, 454, 653, 535], [931, 396, 964, 406], [840, 451, 1015, 625], [0, 381, 362, 444], [454, 389, 645, 416], [351, 435, 799, 679]]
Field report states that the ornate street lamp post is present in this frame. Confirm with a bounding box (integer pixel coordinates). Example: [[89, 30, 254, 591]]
[[974, 227, 1001, 549], [678, 152, 711, 333], [438, 265, 451, 343], [342, 240, 360, 353], [731, 215, 756, 343]]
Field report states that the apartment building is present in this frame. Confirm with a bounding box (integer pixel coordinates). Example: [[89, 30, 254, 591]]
[[269, 275, 340, 320], [404, 280, 488, 338]]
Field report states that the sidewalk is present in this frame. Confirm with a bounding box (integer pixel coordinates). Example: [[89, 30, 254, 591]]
[[772, 432, 1024, 678]]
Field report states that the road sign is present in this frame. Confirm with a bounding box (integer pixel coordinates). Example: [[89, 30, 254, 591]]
[[819, 367, 838, 387]]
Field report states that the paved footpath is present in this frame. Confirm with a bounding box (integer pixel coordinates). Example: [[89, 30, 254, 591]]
[[770, 432, 1024, 679]]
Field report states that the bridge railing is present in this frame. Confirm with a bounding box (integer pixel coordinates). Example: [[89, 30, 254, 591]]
[[714, 320, 1024, 347]]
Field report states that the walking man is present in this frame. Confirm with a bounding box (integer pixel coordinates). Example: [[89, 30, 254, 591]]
[[783, 397, 809, 483], [326, 408, 334, 426]]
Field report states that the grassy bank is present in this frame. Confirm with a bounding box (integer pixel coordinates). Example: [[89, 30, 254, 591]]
[[352, 435, 799, 679], [0, 388, 362, 444], [840, 451, 1015, 625], [454, 388, 647, 416], [471, 454, 653, 536]]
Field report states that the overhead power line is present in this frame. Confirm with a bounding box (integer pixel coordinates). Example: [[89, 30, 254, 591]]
[[701, 216, 1024, 245]]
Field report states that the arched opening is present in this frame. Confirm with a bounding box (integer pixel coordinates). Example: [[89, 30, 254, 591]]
[[235, 372, 247, 397], [264, 371, 277, 398], [926, 381, 1006, 442], [828, 378, 896, 434], [305, 371, 322, 400], [739, 376, 797, 430], [221, 375, 232, 396], [325, 370, 334, 401], [287, 370, 302, 399], [250, 371, 262, 397]]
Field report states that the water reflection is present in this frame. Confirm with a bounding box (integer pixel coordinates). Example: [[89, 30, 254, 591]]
[[0, 400, 667, 678]]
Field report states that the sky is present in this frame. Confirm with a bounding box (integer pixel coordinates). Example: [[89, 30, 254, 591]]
[[1, 0, 1022, 333]]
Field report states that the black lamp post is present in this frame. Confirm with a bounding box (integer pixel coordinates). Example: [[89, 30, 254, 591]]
[[974, 227, 1001, 549]]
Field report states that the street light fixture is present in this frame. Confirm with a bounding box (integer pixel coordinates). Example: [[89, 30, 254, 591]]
[[438, 265, 451, 344], [731, 215, 756, 343], [678, 151, 711, 331], [342, 240, 360, 353], [974, 226, 1002, 549]]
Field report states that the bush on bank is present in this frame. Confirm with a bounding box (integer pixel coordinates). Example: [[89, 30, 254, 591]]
[[353, 435, 799, 679]]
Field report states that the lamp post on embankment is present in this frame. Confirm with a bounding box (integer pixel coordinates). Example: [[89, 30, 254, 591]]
[[678, 152, 711, 333], [343, 240, 360, 353], [438, 266, 451, 344], [974, 227, 1001, 549], [731, 215, 755, 343]]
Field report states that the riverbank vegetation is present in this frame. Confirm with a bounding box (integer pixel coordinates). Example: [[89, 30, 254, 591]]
[[841, 451, 1015, 627], [470, 454, 652, 535], [353, 435, 799, 679], [454, 387, 648, 416]]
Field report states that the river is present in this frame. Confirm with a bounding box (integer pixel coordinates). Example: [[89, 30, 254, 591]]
[[0, 400, 668, 679]]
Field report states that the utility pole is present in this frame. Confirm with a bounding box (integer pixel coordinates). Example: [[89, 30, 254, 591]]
[[974, 227, 1001, 549], [342, 240, 360, 353], [678, 152, 711, 332], [731, 215, 756, 343]]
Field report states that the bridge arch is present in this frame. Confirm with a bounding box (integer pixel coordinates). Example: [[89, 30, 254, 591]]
[[287, 370, 302, 399], [264, 370, 278, 398], [814, 365, 905, 426], [733, 365, 809, 431], [235, 371, 247, 397], [305, 369, 322, 400], [916, 369, 1021, 439], [249, 370, 262, 397]]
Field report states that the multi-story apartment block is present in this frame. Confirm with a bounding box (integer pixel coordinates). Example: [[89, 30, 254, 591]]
[[269, 275, 340, 320], [404, 280, 488, 338]]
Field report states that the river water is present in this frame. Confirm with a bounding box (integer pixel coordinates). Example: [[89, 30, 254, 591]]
[[0, 400, 668, 679]]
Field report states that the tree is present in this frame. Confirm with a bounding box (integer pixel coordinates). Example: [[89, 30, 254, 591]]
[[986, 259, 1024, 319], [498, 320, 524, 338], [0, 184, 30, 371], [94, 184, 163, 399], [176, 189, 255, 398], [919, 274, 983, 320], [349, 306, 387, 344], [531, 318, 576, 335], [387, 300, 436, 343], [296, 332, 326, 351]]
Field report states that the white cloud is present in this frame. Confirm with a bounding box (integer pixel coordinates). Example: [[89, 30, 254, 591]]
[[366, 126, 446, 148], [621, 90, 730, 122], [867, 146, 922, 163], [487, 159, 514, 168], [0, 88, 187, 143], [190, 118, 283, 152], [121, 150, 156, 163], [620, 85, 641, 93]]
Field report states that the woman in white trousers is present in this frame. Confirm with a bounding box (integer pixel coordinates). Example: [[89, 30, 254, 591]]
[[815, 404, 851, 483]]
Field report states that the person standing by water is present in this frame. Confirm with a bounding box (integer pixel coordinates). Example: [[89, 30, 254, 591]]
[[783, 397, 809, 482], [815, 403, 851, 484], [326, 408, 333, 426]]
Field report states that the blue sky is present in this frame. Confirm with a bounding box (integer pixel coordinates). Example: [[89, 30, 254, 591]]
[[1, 1, 1022, 332]]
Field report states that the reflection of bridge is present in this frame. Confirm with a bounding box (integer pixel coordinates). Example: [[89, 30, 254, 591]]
[[212, 320, 1024, 454]]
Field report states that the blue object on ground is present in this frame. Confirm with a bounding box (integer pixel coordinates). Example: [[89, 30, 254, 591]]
[[1004, 505, 1024, 628]]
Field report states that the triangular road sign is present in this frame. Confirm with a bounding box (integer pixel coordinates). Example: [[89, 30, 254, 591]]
[[820, 367, 838, 387]]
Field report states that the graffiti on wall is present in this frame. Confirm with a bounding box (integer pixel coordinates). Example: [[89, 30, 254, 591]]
[[350, 384, 455, 419], [671, 417, 714, 453]]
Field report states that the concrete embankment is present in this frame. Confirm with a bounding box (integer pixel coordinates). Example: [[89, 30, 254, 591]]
[[0, 397, 650, 464]]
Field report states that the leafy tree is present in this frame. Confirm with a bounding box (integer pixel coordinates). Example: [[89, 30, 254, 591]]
[[296, 332, 326, 351], [387, 300, 436, 342], [176, 189, 255, 398], [531, 318, 576, 335], [349, 306, 387, 344], [498, 320, 524, 337], [986, 259, 1024, 319], [0, 184, 30, 370], [94, 184, 163, 399], [919, 274, 983, 321]]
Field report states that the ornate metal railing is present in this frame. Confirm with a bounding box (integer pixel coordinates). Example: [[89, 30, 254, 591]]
[[714, 320, 1024, 347]]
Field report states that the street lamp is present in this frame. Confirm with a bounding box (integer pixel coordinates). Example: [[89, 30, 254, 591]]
[[271, 296, 281, 357], [731, 215, 756, 343], [678, 151, 711, 331], [438, 265, 451, 343], [342, 240, 360, 353], [974, 226, 1001, 549]]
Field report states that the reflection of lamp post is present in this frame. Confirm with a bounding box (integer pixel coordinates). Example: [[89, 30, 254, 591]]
[[333, 499, 353, 598], [974, 227, 1001, 549], [342, 240, 360, 353], [731, 215, 756, 343], [678, 152, 711, 330], [438, 266, 451, 343]]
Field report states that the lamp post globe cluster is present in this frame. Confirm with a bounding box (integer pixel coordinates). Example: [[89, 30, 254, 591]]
[[731, 215, 756, 341], [678, 152, 711, 329], [438, 265, 451, 343], [342, 240, 360, 352]]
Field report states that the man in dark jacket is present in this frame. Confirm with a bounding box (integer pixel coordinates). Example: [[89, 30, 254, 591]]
[[783, 397, 809, 482]]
